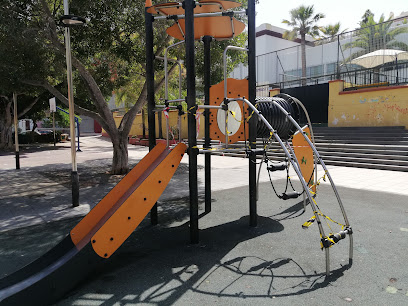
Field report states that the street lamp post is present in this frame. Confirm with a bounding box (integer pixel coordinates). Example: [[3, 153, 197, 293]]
[[13, 93, 20, 170], [61, 0, 85, 207]]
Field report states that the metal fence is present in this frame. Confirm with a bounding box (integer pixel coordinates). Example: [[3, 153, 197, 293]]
[[251, 15, 408, 90]]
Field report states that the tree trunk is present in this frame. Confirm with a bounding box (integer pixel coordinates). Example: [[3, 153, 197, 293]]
[[301, 33, 307, 86], [32, 121, 38, 132], [0, 121, 13, 150], [111, 133, 129, 174], [0, 100, 13, 151]]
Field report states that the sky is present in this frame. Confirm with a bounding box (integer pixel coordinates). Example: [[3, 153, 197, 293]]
[[256, 0, 408, 32]]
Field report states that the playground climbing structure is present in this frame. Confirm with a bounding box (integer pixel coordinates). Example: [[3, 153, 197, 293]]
[[145, 0, 353, 277], [0, 2, 353, 305]]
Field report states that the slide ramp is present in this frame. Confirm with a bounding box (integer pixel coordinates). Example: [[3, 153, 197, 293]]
[[0, 142, 187, 305]]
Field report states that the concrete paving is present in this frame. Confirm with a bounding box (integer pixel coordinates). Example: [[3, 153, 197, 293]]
[[0, 135, 408, 305]]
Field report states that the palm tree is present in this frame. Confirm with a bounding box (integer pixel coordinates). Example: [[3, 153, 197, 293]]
[[344, 13, 408, 61], [282, 5, 325, 85], [320, 22, 347, 41], [343, 13, 408, 83]]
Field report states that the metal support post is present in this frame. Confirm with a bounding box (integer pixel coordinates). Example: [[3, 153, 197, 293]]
[[13, 93, 20, 170], [336, 35, 340, 79], [145, 4, 158, 224], [185, 0, 199, 244], [63, 0, 79, 207], [53, 112, 56, 147], [76, 119, 81, 152], [248, 0, 257, 227], [203, 35, 212, 213]]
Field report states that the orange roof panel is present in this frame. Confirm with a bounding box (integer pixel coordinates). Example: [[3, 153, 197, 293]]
[[166, 16, 245, 41], [147, 1, 241, 15]]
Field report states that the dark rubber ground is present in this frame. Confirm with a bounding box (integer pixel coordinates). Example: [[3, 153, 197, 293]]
[[1, 179, 407, 305]]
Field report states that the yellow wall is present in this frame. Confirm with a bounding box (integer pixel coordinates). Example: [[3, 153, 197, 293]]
[[329, 80, 408, 128], [269, 88, 280, 97], [109, 110, 205, 139]]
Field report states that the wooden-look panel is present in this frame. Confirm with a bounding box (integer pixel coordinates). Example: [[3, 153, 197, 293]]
[[91, 143, 187, 258], [166, 16, 245, 41], [209, 79, 249, 144], [70, 143, 168, 246]]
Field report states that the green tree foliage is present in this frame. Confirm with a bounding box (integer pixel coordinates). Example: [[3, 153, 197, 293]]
[[0, 0, 55, 149], [0, 0, 248, 172], [319, 22, 346, 40], [282, 5, 325, 85], [344, 13, 408, 60]]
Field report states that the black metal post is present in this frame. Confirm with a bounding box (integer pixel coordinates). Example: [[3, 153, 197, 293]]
[[53, 111, 56, 147], [72, 171, 79, 205], [248, 0, 257, 227], [203, 35, 212, 213], [336, 35, 340, 79], [145, 5, 158, 225], [15, 152, 20, 169], [13, 93, 20, 170], [76, 119, 81, 152], [185, 0, 199, 243], [142, 108, 146, 139]]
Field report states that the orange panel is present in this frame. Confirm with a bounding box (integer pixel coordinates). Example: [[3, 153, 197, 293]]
[[209, 79, 248, 144], [91, 143, 187, 258], [147, 1, 241, 15], [166, 16, 245, 41], [200, 0, 241, 10], [292, 127, 315, 190], [70, 142, 168, 246]]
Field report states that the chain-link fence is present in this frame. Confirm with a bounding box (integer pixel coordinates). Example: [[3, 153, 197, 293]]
[[249, 15, 408, 90]]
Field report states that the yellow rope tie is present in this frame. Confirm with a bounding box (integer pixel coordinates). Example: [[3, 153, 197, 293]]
[[245, 104, 258, 122], [229, 110, 244, 123], [309, 174, 326, 190], [186, 105, 198, 117], [320, 234, 336, 249], [225, 113, 232, 135], [312, 198, 345, 231], [263, 131, 274, 150]]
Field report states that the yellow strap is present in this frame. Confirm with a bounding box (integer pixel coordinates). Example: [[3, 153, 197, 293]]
[[302, 215, 316, 229]]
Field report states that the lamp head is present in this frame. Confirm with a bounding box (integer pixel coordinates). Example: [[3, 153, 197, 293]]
[[60, 15, 86, 27]]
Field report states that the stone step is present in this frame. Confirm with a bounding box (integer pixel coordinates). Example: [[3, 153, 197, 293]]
[[313, 139, 408, 145], [318, 160, 408, 172], [312, 131, 408, 137], [318, 150, 408, 160], [196, 126, 408, 172], [312, 126, 406, 132], [312, 134, 408, 140], [319, 155, 408, 167]]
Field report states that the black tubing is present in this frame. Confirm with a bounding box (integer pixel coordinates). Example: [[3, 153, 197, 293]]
[[255, 94, 300, 140]]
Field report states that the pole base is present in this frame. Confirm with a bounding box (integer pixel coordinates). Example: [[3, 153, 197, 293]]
[[151, 203, 158, 225], [15, 151, 20, 170], [71, 171, 79, 207]]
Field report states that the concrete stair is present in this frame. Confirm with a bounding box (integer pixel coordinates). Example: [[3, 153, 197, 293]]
[[197, 126, 408, 172]]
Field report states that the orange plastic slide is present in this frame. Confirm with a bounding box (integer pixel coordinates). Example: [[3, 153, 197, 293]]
[[71, 142, 187, 257]]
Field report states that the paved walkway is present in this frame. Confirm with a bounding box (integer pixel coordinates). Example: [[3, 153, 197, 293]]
[[1, 136, 408, 305], [1, 135, 408, 233]]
